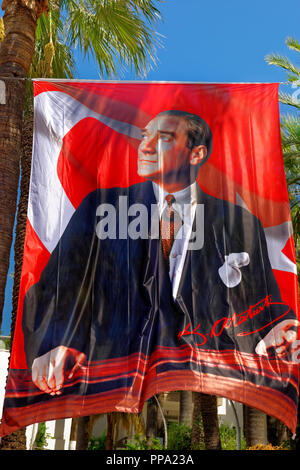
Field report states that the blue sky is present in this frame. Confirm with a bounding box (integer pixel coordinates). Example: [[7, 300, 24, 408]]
[[75, 0, 300, 84], [2, 0, 300, 335]]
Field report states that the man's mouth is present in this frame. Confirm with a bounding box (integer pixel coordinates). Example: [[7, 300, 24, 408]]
[[139, 159, 157, 164]]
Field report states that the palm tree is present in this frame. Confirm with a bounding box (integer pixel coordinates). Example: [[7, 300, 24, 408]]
[[179, 391, 193, 426], [280, 114, 300, 257], [105, 411, 145, 449], [0, 0, 162, 450], [265, 37, 300, 449], [191, 392, 204, 449], [0, 13, 77, 450], [0, 1, 39, 331], [265, 37, 300, 252], [267, 415, 287, 447], [191, 393, 221, 450], [243, 406, 266, 447], [0, 104, 34, 450], [146, 396, 159, 446], [240, 37, 300, 452]]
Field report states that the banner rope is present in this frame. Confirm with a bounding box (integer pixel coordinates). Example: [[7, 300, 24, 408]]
[[0, 78, 293, 84]]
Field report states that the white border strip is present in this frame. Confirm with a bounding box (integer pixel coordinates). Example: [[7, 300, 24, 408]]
[[32, 79, 285, 84]]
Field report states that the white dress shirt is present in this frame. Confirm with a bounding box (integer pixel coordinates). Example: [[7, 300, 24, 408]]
[[152, 181, 198, 299]]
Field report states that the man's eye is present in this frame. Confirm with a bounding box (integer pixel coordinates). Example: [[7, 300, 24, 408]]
[[159, 135, 171, 142]]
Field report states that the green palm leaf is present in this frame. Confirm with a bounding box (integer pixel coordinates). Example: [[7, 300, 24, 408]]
[[31, 0, 162, 79], [60, 0, 162, 78], [265, 53, 300, 78], [278, 92, 300, 109], [266, 37, 300, 255], [286, 36, 300, 53]]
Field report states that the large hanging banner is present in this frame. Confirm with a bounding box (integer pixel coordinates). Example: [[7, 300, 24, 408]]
[[0, 81, 299, 436]]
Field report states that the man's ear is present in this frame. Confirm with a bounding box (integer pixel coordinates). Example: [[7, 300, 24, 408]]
[[190, 145, 207, 166]]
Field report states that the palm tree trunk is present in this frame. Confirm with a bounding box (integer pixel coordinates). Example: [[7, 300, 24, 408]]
[[198, 393, 221, 450], [106, 413, 114, 450], [0, 427, 27, 449], [0, 0, 47, 328], [11, 106, 33, 337], [0, 0, 46, 447], [0, 104, 33, 450], [179, 391, 193, 426], [243, 405, 266, 447], [267, 415, 287, 446], [0, 0, 47, 75], [146, 396, 158, 446], [191, 392, 204, 449], [75, 416, 90, 450], [0, 79, 24, 328]]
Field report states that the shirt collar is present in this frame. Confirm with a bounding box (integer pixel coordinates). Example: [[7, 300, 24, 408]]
[[152, 181, 197, 216]]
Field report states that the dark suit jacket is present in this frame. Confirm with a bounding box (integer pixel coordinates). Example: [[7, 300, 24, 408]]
[[22, 181, 295, 367]]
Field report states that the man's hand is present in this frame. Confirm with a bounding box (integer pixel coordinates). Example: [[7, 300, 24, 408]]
[[31, 346, 86, 395], [255, 319, 300, 360]]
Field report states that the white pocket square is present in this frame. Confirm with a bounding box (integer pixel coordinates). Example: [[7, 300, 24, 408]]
[[218, 252, 250, 288]]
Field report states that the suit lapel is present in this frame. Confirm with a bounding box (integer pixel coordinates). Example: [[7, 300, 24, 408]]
[[129, 181, 173, 301]]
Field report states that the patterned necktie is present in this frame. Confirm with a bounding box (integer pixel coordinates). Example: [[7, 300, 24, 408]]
[[160, 194, 183, 262]]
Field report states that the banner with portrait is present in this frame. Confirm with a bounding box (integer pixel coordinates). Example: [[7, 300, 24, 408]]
[[0, 81, 299, 436]]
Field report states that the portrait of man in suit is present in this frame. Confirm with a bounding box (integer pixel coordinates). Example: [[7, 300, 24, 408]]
[[22, 109, 299, 397]]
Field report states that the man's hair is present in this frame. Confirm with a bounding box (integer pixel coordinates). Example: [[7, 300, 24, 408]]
[[157, 110, 213, 159]]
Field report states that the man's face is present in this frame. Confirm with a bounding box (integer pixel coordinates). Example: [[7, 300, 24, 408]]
[[137, 114, 193, 183]]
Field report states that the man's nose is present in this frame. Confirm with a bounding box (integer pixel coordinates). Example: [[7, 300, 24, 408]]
[[140, 135, 157, 154]]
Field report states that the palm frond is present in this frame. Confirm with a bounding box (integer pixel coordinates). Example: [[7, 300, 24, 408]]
[[278, 91, 300, 109], [127, 0, 162, 23], [268, 40, 300, 246], [265, 53, 300, 78], [61, 0, 163, 78], [282, 151, 300, 160], [286, 175, 300, 186], [281, 113, 300, 126], [286, 36, 300, 53]]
